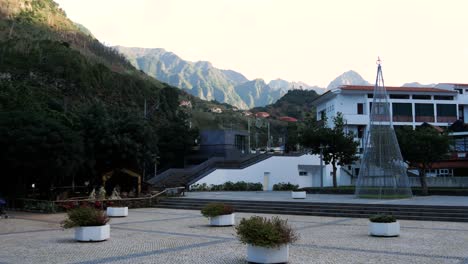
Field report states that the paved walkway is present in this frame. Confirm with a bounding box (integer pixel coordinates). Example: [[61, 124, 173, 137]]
[[1, 208, 468, 263], [183, 191, 468, 206]]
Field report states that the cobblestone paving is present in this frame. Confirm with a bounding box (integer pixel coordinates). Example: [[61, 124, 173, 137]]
[[1, 208, 467, 263]]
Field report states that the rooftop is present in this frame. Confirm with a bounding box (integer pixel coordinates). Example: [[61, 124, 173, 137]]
[[341, 85, 458, 93]]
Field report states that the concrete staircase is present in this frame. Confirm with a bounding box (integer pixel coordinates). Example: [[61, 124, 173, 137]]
[[155, 198, 468, 222]]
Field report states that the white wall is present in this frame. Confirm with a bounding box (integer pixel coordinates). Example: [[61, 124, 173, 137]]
[[192, 154, 341, 190]]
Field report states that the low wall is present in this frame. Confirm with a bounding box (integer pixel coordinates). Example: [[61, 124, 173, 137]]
[[409, 177, 468, 188]]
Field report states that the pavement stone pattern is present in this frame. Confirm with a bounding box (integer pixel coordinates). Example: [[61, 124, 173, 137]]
[[1, 208, 468, 263]]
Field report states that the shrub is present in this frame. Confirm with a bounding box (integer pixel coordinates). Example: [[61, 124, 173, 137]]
[[369, 214, 397, 223], [273, 182, 299, 191], [190, 182, 263, 192], [236, 216, 298, 248], [201, 203, 234, 218], [62, 207, 109, 228]]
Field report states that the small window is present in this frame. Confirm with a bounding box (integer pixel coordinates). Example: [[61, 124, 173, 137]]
[[455, 89, 463, 94], [434, 95, 454, 100], [357, 103, 364, 115], [413, 95, 431, 100], [368, 94, 373, 98], [299, 171, 307, 176], [389, 94, 410, 99], [357, 126, 365, 139]]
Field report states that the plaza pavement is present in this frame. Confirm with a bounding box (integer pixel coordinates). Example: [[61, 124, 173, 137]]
[[1, 207, 468, 263]]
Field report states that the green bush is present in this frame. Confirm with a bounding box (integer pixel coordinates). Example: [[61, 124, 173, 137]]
[[273, 182, 299, 191], [62, 207, 109, 228], [191, 181, 263, 192], [201, 203, 234, 218], [236, 216, 298, 248], [369, 214, 397, 223], [22, 200, 58, 213]]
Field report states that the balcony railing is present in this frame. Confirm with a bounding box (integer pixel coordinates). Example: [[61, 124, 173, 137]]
[[437, 116, 457, 123], [415, 116, 435, 122], [393, 115, 413, 122], [371, 115, 390, 122]]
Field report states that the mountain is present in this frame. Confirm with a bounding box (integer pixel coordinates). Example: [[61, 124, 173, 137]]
[[116, 46, 321, 109], [115, 46, 249, 109], [402, 82, 436, 88], [269, 79, 325, 94], [233, 79, 284, 109], [326, 70, 371, 90], [252, 89, 319, 121]]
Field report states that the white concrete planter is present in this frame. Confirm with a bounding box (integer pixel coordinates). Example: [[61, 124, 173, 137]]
[[247, 244, 289, 263], [369, 221, 400, 237], [291, 191, 306, 199], [209, 213, 235, 226], [75, 224, 110, 242], [106, 207, 128, 217]]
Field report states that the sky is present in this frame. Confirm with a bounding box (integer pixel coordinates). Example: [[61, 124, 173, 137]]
[[55, 0, 468, 87]]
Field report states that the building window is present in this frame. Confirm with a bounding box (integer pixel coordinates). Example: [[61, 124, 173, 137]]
[[415, 104, 434, 122], [389, 94, 410, 99], [234, 135, 246, 152], [455, 89, 463, 94], [319, 110, 326, 121], [454, 137, 468, 152], [299, 171, 308, 176], [392, 103, 413, 122], [357, 125, 365, 138], [434, 95, 454, 100], [413, 94, 431, 100], [357, 103, 364, 115], [368, 94, 373, 98], [437, 104, 457, 122]]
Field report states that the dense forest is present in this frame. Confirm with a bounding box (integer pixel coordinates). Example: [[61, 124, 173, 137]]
[[0, 0, 197, 197]]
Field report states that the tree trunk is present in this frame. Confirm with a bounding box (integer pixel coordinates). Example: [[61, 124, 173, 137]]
[[419, 167, 429, 196], [332, 163, 337, 188]]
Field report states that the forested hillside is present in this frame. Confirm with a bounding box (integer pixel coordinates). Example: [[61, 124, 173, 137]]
[[0, 0, 197, 197]]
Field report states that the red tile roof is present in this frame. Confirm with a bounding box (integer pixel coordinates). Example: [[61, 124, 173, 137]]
[[340, 85, 457, 93], [279, 116, 298, 122], [255, 112, 270, 118]]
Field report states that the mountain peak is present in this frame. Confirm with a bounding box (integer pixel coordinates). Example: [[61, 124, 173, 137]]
[[327, 70, 370, 90]]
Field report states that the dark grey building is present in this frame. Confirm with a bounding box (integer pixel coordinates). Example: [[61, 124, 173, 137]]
[[199, 130, 248, 159]]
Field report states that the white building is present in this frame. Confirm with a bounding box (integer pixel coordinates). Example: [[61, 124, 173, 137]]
[[192, 154, 345, 190], [311, 83, 468, 178]]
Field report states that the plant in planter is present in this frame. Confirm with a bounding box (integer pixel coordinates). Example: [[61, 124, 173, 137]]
[[62, 207, 110, 242], [369, 214, 400, 237], [201, 203, 235, 226], [236, 216, 298, 263], [106, 188, 128, 217]]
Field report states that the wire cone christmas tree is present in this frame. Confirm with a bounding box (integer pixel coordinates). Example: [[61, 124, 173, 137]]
[[355, 59, 412, 199]]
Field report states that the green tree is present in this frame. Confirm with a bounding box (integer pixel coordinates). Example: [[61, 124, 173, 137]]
[[78, 104, 158, 182], [396, 126, 450, 195], [0, 110, 83, 196], [301, 112, 359, 187]]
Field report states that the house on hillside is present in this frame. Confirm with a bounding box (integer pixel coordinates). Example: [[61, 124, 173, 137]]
[[279, 116, 298, 122], [209, 107, 222, 113], [179, 100, 192, 108], [255, 112, 270, 118]]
